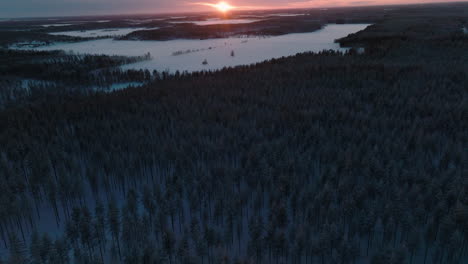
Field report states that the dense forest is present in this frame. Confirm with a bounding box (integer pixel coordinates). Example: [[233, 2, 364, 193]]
[[0, 49, 154, 109], [0, 3, 467, 264]]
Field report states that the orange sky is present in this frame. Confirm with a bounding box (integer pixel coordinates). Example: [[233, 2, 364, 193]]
[[190, 1, 464, 11]]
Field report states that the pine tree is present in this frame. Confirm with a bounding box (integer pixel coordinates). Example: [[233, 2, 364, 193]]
[[39, 234, 52, 264], [94, 201, 107, 263], [163, 229, 175, 264], [8, 233, 28, 264], [108, 200, 122, 261], [29, 231, 41, 264]]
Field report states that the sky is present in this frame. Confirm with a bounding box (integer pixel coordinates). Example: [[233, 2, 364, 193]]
[[0, 0, 461, 18]]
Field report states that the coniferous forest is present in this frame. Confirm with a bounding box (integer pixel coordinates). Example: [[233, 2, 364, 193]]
[[0, 3, 467, 264]]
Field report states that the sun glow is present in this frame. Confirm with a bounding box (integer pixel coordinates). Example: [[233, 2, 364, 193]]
[[214, 2, 233, 12], [207, 2, 234, 12]]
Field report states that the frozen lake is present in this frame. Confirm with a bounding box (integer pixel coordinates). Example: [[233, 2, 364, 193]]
[[49, 27, 159, 37], [23, 24, 370, 73]]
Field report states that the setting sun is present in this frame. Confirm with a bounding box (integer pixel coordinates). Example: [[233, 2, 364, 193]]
[[212, 2, 234, 12], [193, 1, 237, 12]]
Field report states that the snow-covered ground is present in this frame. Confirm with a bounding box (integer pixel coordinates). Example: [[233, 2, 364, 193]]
[[69, 20, 111, 23], [49, 27, 159, 37], [11, 41, 48, 48], [125, 18, 165, 24], [268, 13, 307, 17], [237, 14, 306, 18], [169, 16, 188, 19], [18, 24, 370, 73], [108, 82, 144, 91], [41, 23, 74, 27], [170, 18, 261, 25]]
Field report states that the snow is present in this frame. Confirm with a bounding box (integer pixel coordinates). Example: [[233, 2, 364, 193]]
[[19, 24, 370, 73], [41, 23, 74, 27], [125, 18, 166, 24], [237, 15, 267, 18], [70, 20, 111, 23], [356, 47, 365, 54], [268, 13, 307, 17], [49, 27, 159, 37], [11, 41, 48, 48], [236, 14, 306, 18], [170, 18, 261, 25], [108, 82, 144, 91]]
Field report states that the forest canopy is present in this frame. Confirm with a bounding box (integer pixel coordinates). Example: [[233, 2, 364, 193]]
[[0, 2, 467, 264]]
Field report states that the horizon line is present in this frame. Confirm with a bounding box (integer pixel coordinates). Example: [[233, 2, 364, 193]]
[[1, 1, 466, 20]]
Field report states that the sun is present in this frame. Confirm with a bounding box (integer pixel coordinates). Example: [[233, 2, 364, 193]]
[[193, 1, 236, 13], [213, 2, 234, 13]]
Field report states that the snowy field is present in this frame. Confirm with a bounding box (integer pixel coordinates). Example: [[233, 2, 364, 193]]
[[25, 24, 370, 73], [49, 27, 159, 37], [41, 23, 73, 27], [268, 13, 307, 17]]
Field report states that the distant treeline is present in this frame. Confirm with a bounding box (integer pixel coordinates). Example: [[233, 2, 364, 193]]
[[0, 31, 95, 49], [0, 3, 468, 264], [0, 49, 153, 109], [121, 18, 323, 41]]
